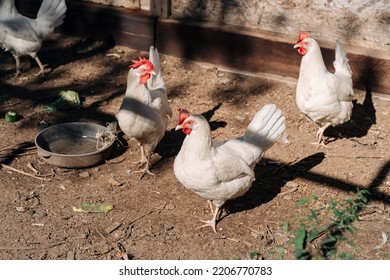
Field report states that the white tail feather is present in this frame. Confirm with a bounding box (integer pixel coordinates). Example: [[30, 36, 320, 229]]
[[35, 0, 67, 38], [147, 46, 165, 90], [221, 104, 285, 167], [333, 40, 352, 78], [244, 104, 285, 152]]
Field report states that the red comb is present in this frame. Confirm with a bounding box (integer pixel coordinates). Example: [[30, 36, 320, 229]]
[[297, 31, 311, 42], [129, 57, 154, 70], [178, 108, 190, 124]]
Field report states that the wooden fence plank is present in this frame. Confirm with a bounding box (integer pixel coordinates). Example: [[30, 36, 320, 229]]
[[157, 19, 390, 94]]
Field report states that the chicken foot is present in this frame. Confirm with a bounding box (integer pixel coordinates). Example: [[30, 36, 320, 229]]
[[12, 55, 21, 77], [312, 122, 332, 146], [196, 201, 221, 233], [132, 163, 155, 180], [131, 142, 147, 167], [12, 55, 46, 77], [33, 56, 46, 76], [131, 143, 155, 179]]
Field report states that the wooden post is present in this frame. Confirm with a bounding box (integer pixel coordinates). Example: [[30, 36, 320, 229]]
[[150, 0, 171, 18]]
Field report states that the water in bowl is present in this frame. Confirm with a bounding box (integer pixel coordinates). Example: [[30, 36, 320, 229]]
[[49, 137, 99, 155]]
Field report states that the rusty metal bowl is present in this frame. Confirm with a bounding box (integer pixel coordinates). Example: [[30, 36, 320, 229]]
[[35, 122, 116, 168]]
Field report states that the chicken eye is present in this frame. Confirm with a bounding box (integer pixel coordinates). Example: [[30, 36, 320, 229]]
[[189, 120, 198, 130]]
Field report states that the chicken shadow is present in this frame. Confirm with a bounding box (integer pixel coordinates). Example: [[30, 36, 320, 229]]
[[323, 86, 376, 141], [0, 141, 35, 165], [223, 152, 326, 218], [0, 36, 115, 78]]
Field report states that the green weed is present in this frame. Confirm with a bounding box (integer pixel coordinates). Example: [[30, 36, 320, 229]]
[[289, 189, 370, 260]]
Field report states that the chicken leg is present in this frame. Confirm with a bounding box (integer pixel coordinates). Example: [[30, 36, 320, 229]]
[[33, 56, 46, 76], [12, 54, 21, 77], [12, 54, 45, 77], [131, 142, 155, 179], [196, 201, 221, 233], [313, 122, 332, 146]]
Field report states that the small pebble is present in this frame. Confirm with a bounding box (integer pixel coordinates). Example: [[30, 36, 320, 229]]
[[79, 171, 90, 178], [16, 206, 26, 212], [285, 181, 299, 188]]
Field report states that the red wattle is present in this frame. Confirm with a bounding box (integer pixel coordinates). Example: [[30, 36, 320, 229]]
[[140, 73, 151, 84], [298, 47, 307, 55], [182, 128, 192, 135]]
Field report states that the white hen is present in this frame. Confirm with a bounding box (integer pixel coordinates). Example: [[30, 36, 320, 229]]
[[0, 0, 67, 76], [116, 46, 172, 179], [294, 31, 354, 145], [174, 104, 285, 232]]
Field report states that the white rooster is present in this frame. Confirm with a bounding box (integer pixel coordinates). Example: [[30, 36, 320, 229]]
[[294, 31, 354, 145], [116, 46, 172, 179], [0, 0, 67, 76], [174, 104, 285, 232]]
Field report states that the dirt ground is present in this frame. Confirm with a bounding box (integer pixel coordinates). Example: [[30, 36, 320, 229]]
[[0, 33, 389, 260]]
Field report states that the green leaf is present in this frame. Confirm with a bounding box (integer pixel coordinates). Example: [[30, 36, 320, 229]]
[[294, 248, 311, 260], [275, 245, 285, 260], [42, 105, 57, 112], [321, 236, 337, 247], [249, 251, 260, 260], [329, 200, 338, 208], [292, 224, 307, 250], [339, 253, 354, 260], [333, 209, 343, 219], [297, 197, 308, 206], [307, 229, 318, 243], [309, 209, 318, 220], [282, 221, 290, 233], [325, 248, 337, 257]]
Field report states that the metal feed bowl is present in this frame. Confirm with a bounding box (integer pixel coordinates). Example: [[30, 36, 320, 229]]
[[35, 122, 116, 168]]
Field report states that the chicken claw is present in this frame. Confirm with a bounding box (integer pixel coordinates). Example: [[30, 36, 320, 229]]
[[196, 204, 221, 233], [131, 167, 155, 180], [311, 122, 332, 147]]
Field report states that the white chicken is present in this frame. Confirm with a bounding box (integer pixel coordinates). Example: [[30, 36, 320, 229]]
[[0, 0, 67, 76], [116, 46, 172, 179], [294, 31, 354, 145], [174, 104, 285, 232]]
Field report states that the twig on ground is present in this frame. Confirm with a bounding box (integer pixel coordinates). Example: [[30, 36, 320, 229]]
[[106, 53, 121, 58], [96, 229, 129, 260], [325, 154, 384, 159], [27, 162, 40, 175], [0, 101, 22, 108], [277, 182, 299, 197], [0, 143, 35, 153], [0, 241, 65, 251], [127, 202, 167, 225], [4, 151, 37, 158], [1, 163, 51, 181]]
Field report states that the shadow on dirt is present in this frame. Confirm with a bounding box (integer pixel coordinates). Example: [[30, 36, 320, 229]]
[[0, 141, 35, 165], [324, 86, 376, 141], [224, 152, 326, 217], [223, 153, 390, 223]]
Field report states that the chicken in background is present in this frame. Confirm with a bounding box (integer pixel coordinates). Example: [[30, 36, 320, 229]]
[[116, 46, 172, 179], [0, 0, 67, 77], [294, 31, 354, 145], [174, 104, 285, 232]]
